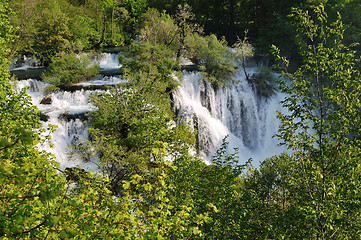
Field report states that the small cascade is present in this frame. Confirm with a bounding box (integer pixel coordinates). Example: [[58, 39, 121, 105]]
[[10, 56, 41, 70], [173, 70, 287, 165], [92, 52, 122, 69], [13, 79, 91, 170], [14, 73, 124, 171], [12, 53, 123, 171]]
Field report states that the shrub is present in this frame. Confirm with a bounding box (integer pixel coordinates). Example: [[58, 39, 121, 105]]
[[42, 52, 99, 88], [185, 33, 236, 86], [250, 65, 276, 98], [121, 42, 181, 92]]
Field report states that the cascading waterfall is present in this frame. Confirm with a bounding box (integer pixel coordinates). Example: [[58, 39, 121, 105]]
[[13, 53, 286, 170], [173, 69, 287, 166], [13, 53, 124, 172], [10, 56, 41, 70], [96, 53, 122, 69], [14, 79, 94, 171]]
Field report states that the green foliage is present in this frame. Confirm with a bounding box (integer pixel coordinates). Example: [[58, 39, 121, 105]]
[[185, 33, 237, 86], [87, 69, 194, 192], [249, 65, 277, 98], [85, 0, 147, 47], [122, 42, 181, 92], [121, 0, 148, 28], [89, 84, 172, 152], [9, 0, 361, 66], [119, 159, 213, 239], [33, 0, 73, 63], [232, 32, 254, 61], [42, 52, 99, 88], [168, 138, 250, 239], [38, 160, 210, 240], [139, 8, 179, 47], [336, 0, 361, 54], [271, 4, 361, 238], [7, 0, 149, 62], [0, 3, 12, 69], [68, 15, 99, 51], [7, 0, 38, 58], [174, 3, 203, 58], [0, 4, 64, 237], [129, 7, 237, 87], [122, 8, 184, 92], [238, 154, 298, 239]]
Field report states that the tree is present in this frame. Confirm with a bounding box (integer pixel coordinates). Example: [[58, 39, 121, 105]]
[[329, 0, 361, 56], [239, 153, 297, 238], [86, 67, 194, 192], [122, 8, 183, 92], [33, 0, 73, 64], [168, 138, 250, 239], [185, 33, 237, 86], [7, 0, 40, 58], [271, 4, 361, 238], [174, 3, 203, 58], [139, 8, 179, 47], [0, 2, 65, 237]]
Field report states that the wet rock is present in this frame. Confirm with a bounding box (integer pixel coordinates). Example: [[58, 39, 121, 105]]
[[40, 95, 52, 105], [59, 112, 88, 122], [39, 113, 50, 122], [181, 64, 199, 72], [200, 80, 213, 114]]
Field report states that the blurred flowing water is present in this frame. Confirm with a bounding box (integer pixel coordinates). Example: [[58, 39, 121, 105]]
[[173, 70, 287, 165], [14, 53, 287, 169]]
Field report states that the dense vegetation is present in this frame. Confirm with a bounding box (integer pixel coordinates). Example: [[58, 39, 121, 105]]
[[42, 52, 99, 89], [8, 0, 361, 66], [2, 0, 361, 239]]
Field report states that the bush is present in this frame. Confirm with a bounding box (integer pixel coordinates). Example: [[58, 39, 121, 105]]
[[185, 33, 236, 86], [42, 52, 99, 88], [250, 65, 276, 98], [122, 42, 181, 92]]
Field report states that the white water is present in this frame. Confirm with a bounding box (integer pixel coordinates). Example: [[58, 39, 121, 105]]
[[10, 56, 41, 70], [10, 52, 122, 70], [14, 53, 286, 170], [15, 79, 94, 171], [173, 70, 287, 166], [13, 53, 124, 172], [92, 52, 122, 69]]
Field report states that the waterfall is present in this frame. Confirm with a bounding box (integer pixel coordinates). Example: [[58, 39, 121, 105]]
[[14, 79, 95, 171], [91, 52, 122, 69], [10, 56, 41, 70], [14, 77, 125, 171], [13, 53, 286, 170], [12, 53, 124, 171], [173, 69, 287, 166]]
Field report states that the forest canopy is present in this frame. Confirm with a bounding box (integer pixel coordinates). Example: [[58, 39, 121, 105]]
[[7, 0, 361, 65]]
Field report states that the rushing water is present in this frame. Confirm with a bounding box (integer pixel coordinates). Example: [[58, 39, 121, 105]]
[[173, 70, 287, 166], [12, 53, 124, 171], [15, 76, 125, 172], [14, 53, 286, 170]]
